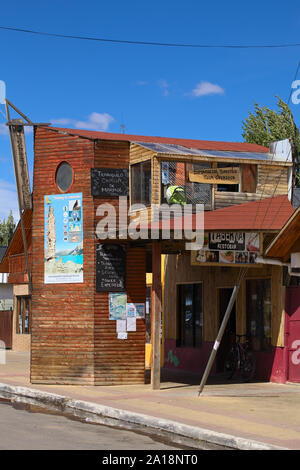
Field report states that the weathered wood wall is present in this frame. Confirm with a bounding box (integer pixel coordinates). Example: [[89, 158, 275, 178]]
[[94, 141, 146, 385], [31, 127, 95, 384], [31, 132, 147, 385], [129, 145, 291, 213]]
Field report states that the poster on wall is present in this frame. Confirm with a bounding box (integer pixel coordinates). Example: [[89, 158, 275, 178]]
[[109, 293, 127, 320], [191, 232, 260, 266], [44, 193, 83, 284]]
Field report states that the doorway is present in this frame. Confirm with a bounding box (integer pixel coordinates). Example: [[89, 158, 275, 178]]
[[0, 310, 13, 349], [217, 288, 236, 373]]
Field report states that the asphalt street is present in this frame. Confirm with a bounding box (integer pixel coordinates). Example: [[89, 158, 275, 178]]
[[0, 401, 181, 450]]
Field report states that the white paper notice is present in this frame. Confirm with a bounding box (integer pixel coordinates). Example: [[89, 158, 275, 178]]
[[127, 317, 136, 332], [116, 320, 126, 333], [117, 332, 128, 340]]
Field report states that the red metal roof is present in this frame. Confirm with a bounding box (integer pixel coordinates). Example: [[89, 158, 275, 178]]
[[48, 127, 269, 153], [202, 195, 294, 231], [141, 195, 294, 232]]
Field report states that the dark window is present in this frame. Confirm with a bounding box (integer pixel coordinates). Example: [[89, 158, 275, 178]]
[[246, 279, 271, 351], [16, 296, 31, 334], [131, 161, 151, 205], [217, 162, 240, 192], [56, 162, 73, 192], [178, 283, 203, 348]]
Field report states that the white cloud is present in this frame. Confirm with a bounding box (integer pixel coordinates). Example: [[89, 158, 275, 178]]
[[136, 81, 148, 86], [0, 179, 19, 222], [158, 79, 170, 96], [190, 81, 225, 97], [0, 123, 8, 135], [51, 112, 115, 132]]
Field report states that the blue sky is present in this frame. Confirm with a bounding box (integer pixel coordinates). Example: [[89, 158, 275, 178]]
[[1, 0, 300, 220]]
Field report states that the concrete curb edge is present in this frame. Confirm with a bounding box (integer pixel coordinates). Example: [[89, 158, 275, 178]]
[[0, 382, 287, 451]]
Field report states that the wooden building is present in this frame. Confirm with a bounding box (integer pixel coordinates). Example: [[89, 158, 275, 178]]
[[0, 212, 32, 351], [128, 137, 294, 382], [0, 125, 296, 385]]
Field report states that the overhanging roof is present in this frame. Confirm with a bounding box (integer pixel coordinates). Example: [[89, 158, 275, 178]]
[[47, 126, 270, 153], [133, 142, 291, 164], [140, 195, 294, 233], [265, 205, 300, 260]]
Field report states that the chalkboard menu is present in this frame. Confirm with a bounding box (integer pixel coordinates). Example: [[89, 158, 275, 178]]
[[96, 244, 126, 292], [91, 168, 129, 197]]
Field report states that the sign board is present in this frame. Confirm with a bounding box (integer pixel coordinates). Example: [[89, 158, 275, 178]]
[[191, 232, 260, 266], [189, 167, 240, 185], [44, 193, 83, 284], [96, 244, 126, 291], [10, 119, 32, 210], [91, 168, 129, 197]]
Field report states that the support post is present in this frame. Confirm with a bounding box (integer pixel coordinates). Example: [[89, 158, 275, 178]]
[[151, 240, 162, 390], [5, 100, 32, 293]]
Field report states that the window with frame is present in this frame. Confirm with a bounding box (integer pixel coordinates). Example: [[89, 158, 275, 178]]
[[161, 161, 212, 207], [130, 160, 152, 206], [16, 296, 31, 334], [246, 279, 271, 351], [177, 283, 203, 348], [217, 162, 240, 192]]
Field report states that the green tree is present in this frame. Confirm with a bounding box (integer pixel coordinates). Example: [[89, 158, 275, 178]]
[[242, 96, 300, 186], [0, 211, 16, 246]]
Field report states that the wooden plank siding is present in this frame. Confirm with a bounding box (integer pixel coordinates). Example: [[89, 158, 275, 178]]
[[129, 144, 291, 215], [94, 140, 146, 385], [31, 127, 95, 384], [257, 165, 289, 197], [31, 131, 147, 385]]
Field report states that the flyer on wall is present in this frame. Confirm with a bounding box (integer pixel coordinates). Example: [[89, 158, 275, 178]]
[[44, 193, 83, 284]]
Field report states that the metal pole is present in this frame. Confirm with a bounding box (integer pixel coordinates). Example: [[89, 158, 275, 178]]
[[198, 267, 248, 396]]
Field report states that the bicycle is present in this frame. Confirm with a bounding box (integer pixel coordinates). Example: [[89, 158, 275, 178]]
[[224, 334, 256, 382]]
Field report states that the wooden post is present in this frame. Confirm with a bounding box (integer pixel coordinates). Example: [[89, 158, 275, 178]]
[[151, 240, 162, 390], [5, 101, 32, 294]]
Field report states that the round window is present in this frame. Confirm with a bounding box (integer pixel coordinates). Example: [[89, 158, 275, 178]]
[[56, 162, 73, 192]]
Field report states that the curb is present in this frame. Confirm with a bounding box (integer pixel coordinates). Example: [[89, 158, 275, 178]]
[[0, 382, 287, 451]]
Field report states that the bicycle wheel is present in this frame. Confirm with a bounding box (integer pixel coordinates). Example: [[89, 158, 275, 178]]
[[224, 348, 237, 379], [241, 351, 256, 382]]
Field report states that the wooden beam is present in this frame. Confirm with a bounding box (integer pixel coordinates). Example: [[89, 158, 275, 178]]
[[151, 240, 162, 390]]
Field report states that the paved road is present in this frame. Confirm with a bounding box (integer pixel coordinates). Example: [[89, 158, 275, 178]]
[[0, 401, 180, 450]]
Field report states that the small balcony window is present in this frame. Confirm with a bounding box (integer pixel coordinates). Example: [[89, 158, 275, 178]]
[[161, 161, 212, 207], [130, 161, 152, 206]]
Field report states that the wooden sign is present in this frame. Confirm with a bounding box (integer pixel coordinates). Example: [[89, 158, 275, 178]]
[[10, 119, 32, 210], [189, 167, 240, 185], [91, 168, 129, 197], [96, 244, 126, 292]]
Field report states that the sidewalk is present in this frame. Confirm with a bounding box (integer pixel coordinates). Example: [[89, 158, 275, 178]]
[[1, 351, 300, 450]]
